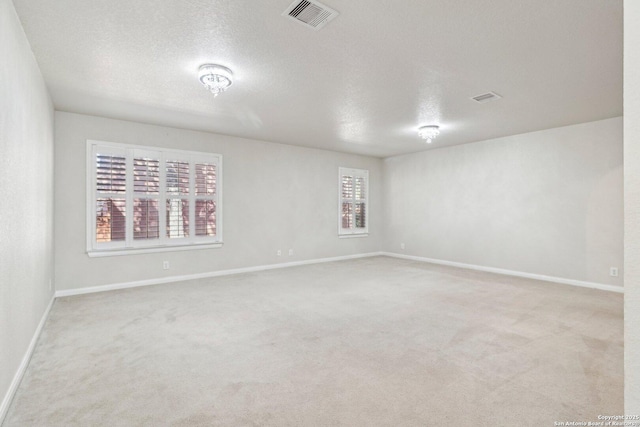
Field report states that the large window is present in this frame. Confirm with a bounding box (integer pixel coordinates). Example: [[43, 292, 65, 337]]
[[87, 140, 222, 256], [338, 167, 368, 237]]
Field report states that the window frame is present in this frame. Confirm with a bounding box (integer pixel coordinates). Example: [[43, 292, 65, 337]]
[[338, 167, 369, 238], [86, 140, 223, 257]]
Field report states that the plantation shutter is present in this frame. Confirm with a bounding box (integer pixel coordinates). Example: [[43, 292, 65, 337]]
[[132, 150, 161, 244], [88, 140, 223, 255], [94, 145, 128, 248], [339, 167, 369, 236], [341, 174, 354, 230], [165, 159, 191, 239], [354, 176, 366, 229], [195, 162, 217, 237]]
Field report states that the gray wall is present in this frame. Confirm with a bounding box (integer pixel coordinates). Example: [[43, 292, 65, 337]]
[[625, 0, 640, 413], [54, 112, 383, 291], [0, 0, 55, 418], [383, 117, 623, 287]]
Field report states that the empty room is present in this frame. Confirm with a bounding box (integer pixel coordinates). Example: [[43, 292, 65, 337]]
[[2, 0, 640, 425]]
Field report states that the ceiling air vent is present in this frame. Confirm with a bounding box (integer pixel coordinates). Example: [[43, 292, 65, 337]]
[[471, 92, 503, 104], [283, 0, 339, 30]]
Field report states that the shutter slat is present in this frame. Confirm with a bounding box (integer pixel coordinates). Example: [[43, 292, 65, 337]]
[[96, 154, 127, 194], [166, 161, 190, 195], [195, 199, 216, 236], [133, 198, 160, 240], [341, 202, 353, 229], [195, 163, 217, 196], [166, 198, 190, 238], [96, 198, 126, 242], [133, 157, 160, 195]]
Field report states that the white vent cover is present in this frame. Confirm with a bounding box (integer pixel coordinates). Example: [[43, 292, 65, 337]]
[[283, 0, 339, 30], [471, 92, 503, 104]]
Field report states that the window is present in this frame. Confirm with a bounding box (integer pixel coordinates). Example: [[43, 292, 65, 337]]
[[87, 140, 222, 256], [339, 167, 368, 237]]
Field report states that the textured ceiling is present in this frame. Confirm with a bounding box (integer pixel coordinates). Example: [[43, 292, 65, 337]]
[[13, 0, 622, 157]]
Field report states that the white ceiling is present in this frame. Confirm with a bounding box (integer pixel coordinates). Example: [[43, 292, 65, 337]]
[[13, 0, 622, 157]]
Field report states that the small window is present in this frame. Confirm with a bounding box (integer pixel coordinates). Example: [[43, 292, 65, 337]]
[[339, 167, 368, 237], [87, 140, 222, 256]]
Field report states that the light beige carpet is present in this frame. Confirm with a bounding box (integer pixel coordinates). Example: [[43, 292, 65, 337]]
[[4, 256, 623, 426]]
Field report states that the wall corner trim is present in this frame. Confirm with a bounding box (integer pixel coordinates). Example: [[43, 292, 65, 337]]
[[0, 296, 55, 424], [380, 252, 624, 293], [55, 252, 386, 298]]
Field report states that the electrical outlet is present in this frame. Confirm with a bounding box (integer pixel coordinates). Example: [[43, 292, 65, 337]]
[[163, 261, 170, 270], [289, 249, 293, 256], [400, 243, 405, 250], [277, 250, 282, 256], [610, 267, 619, 277]]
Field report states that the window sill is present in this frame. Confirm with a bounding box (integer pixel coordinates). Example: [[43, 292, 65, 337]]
[[338, 233, 369, 239], [87, 242, 223, 257]]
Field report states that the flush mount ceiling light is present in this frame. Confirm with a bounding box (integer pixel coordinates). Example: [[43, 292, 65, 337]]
[[198, 64, 233, 97], [418, 125, 440, 143]]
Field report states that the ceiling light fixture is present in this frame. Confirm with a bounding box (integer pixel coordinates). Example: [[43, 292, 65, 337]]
[[418, 125, 440, 143], [198, 64, 233, 97]]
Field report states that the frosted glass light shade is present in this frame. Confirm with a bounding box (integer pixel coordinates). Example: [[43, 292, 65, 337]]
[[198, 64, 233, 97], [418, 125, 440, 143]]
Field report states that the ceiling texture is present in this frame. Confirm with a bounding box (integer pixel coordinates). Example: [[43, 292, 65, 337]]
[[13, 0, 622, 157]]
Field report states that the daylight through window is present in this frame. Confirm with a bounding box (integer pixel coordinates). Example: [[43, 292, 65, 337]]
[[88, 141, 222, 255], [339, 167, 368, 236]]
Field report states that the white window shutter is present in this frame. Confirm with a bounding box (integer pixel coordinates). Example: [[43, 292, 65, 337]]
[[338, 167, 369, 236], [88, 140, 223, 255]]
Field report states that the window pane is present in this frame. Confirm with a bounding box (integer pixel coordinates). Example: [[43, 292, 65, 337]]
[[341, 175, 353, 199], [166, 199, 189, 238], [195, 199, 216, 237], [96, 154, 126, 193], [166, 161, 190, 195], [355, 202, 366, 228], [195, 163, 216, 196], [96, 198, 126, 242], [341, 202, 353, 229], [355, 177, 366, 200], [133, 199, 159, 240], [134, 158, 159, 194]]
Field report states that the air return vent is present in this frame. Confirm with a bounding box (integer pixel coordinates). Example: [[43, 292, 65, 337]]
[[283, 0, 339, 30], [471, 92, 502, 104]]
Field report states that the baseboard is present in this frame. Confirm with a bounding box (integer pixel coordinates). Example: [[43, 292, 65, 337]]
[[381, 252, 624, 293], [3, 251, 618, 423], [0, 296, 55, 424], [55, 252, 385, 298], [55, 250, 621, 298]]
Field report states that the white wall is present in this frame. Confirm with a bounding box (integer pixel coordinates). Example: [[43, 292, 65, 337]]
[[54, 112, 383, 291], [625, 0, 640, 414], [0, 0, 55, 420], [383, 117, 623, 288]]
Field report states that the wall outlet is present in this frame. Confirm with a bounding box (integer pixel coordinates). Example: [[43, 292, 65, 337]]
[[289, 249, 294, 256], [277, 250, 282, 256], [163, 261, 170, 270], [400, 243, 405, 250], [610, 267, 619, 277]]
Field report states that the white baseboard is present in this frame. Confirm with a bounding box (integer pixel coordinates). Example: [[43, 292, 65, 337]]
[[55, 252, 385, 298], [381, 252, 624, 293], [55, 251, 623, 298], [3, 251, 618, 424], [0, 296, 55, 424]]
